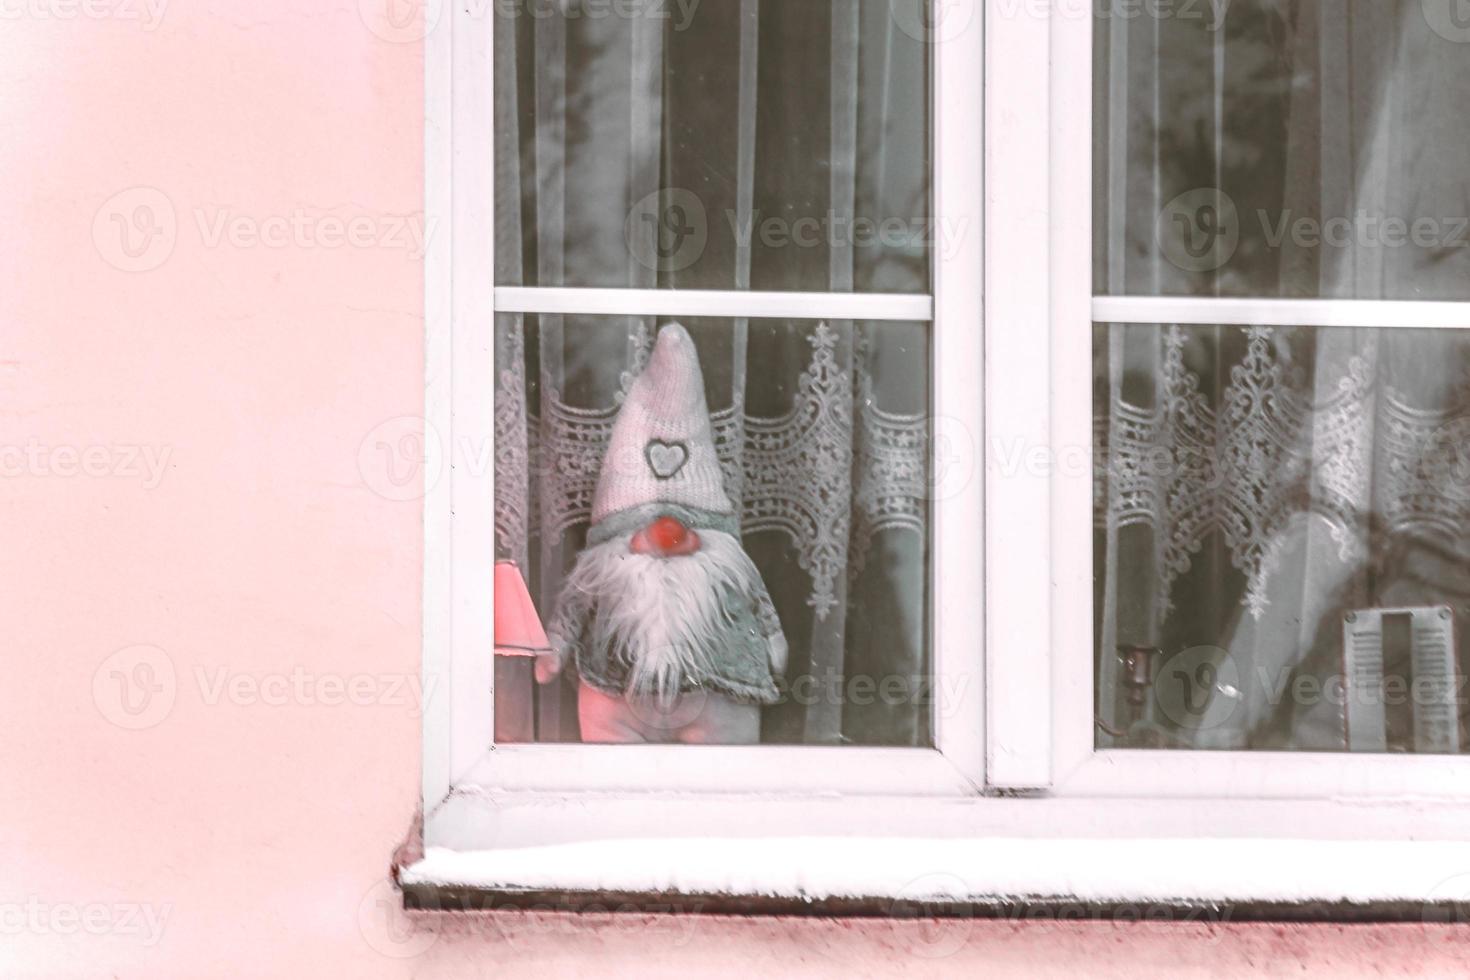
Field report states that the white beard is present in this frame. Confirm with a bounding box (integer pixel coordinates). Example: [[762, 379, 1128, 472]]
[[565, 528, 766, 701]]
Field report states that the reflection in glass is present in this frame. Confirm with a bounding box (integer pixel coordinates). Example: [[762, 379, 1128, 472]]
[[495, 0, 931, 292], [1095, 323, 1470, 752], [1095, 0, 1470, 300]]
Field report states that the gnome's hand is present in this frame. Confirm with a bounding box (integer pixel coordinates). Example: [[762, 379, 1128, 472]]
[[535, 644, 567, 685], [767, 633, 788, 677]]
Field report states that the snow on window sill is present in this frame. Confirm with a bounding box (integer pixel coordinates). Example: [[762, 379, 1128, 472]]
[[398, 837, 1470, 921]]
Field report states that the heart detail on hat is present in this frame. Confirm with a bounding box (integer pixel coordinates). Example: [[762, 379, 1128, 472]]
[[645, 440, 689, 480]]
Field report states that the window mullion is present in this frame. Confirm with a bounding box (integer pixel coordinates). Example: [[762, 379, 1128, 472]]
[[1093, 295, 1470, 330], [492, 286, 934, 323], [984, 0, 1055, 791]]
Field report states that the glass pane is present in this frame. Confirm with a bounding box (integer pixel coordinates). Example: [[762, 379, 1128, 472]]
[[495, 0, 932, 292], [1095, 1, 1470, 300], [493, 313, 934, 745], [1095, 322, 1470, 753]]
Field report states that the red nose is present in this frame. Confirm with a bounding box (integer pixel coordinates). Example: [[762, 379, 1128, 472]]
[[649, 515, 688, 550], [631, 515, 700, 557]]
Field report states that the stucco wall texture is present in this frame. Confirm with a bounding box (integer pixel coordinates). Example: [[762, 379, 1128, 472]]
[[2, 2, 1466, 976]]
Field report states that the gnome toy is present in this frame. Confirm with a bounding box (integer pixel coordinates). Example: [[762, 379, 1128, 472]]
[[535, 323, 787, 744]]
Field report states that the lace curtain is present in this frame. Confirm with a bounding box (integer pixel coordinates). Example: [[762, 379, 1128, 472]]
[[1095, 0, 1470, 750], [493, 1, 934, 745]]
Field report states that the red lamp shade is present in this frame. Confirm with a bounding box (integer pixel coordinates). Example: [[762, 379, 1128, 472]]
[[493, 561, 551, 657]]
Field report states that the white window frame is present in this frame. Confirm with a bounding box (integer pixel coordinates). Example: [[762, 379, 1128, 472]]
[[999, 4, 1470, 808], [409, 1, 1470, 907], [421, 0, 984, 824]]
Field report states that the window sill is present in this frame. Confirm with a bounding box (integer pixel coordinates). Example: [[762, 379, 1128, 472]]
[[400, 836, 1470, 922]]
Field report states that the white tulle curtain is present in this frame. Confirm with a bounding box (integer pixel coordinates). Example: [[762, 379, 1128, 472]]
[[1095, 0, 1470, 750], [493, 0, 934, 745]]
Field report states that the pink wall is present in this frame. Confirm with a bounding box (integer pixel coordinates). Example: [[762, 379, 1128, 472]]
[[1, 2, 1465, 976]]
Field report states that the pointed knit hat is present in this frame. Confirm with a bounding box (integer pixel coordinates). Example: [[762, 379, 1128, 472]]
[[590, 323, 733, 526]]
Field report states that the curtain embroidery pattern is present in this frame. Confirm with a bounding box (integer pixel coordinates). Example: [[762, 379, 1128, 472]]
[[1099, 325, 1470, 623], [1099, 326, 1378, 619], [851, 340, 929, 581], [495, 314, 532, 571], [1380, 387, 1470, 543], [495, 322, 927, 621]]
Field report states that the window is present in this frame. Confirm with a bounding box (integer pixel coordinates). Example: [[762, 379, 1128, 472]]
[[410, 0, 1470, 914], [492, 314, 937, 747], [489, 0, 941, 747], [1093, 2, 1470, 756], [421, 0, 981, 805]]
